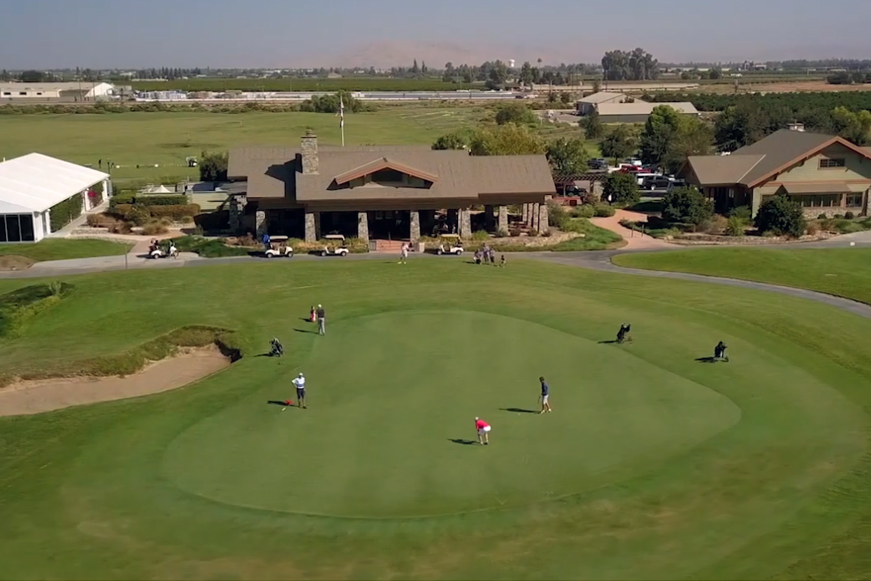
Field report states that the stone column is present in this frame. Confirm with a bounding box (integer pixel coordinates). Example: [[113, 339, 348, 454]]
[[538, 203, 550, 234], [497, 205, 509, 233], [530, 203, 539, 232], [459, 208, 472, 238], [229, 197, 241, 232], [101, 178, 110, 203], [357, 211, 369, 243], [409, 210, 420, 242], [255, 210, 268, 238], [522, 203, 529, 225], [304, 211, 319, 242]]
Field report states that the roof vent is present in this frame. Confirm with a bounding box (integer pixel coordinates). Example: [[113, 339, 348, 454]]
[[788, 122, 805, 132]]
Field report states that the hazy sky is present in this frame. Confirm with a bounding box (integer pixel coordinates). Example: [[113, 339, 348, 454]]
[[1, 0, 869, 69]]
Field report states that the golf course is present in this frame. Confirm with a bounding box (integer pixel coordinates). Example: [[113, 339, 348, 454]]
[[2, 255, 871, 579]]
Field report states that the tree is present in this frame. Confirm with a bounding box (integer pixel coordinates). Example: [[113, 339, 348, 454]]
[[199, 151, 228, 182], [20, 70, 44, 83], [302, 91, 364, 113], [432, 131, 468, 150], [559, 91, 572, 105], [640, 105, 683, 166], [546, 137, 590, 174], [661, 186, 713, 226], [709, 67, 723, 80], [579, 110, 604, 139], [714, 99, 772, 151], [519, 61, 534, 87], [468, 124, 546, 156], [600, 124, 638, 162], [494, 102, 537, 126], [754, 194, 806, 238], [488, 60, 509, 86], [591, 78, 602, 93], [601, 49, 659, 81], [603, 172, 641, 205], [442, 62, 455, 83], [640, 106, 713, 172], [662, 116, 714, 174], [830, 106, 871, 145]]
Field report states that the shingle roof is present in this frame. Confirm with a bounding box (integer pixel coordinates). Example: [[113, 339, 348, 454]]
[[596, 102, 698, 116], [0, 153, 108, 213], [686, 154, 766, 185], [230, 145, 556, 203], [731, 129, 834, 185], [783, 182, 850, 194]]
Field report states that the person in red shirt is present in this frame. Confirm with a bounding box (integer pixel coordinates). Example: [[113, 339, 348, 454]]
[[475, 417, 491, 445]]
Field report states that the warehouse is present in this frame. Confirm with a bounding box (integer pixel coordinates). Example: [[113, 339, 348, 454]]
[[595, 101, 699, 124], [0, 82, 116, 103], [0, 154, 110, 243]]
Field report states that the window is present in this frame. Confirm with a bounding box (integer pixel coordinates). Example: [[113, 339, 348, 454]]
[[18, 92, 26, 96], [819, 158, 846, 169], [847, 193, 864, 207], [371, 169, 405, 183], [789, 194, 841, 208], [0, 215, 35, 243], [2, 92, 10, 96]]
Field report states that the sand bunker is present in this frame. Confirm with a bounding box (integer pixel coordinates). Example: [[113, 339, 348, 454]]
[[0, 346, 232, 417]]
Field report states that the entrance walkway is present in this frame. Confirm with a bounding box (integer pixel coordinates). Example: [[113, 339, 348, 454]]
[[590, 209, 673, 250]]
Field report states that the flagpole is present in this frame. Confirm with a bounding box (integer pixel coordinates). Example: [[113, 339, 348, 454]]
[[339, 97, 345, 147]]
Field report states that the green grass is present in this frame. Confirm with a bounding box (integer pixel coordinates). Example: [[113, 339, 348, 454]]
[[0, 239, 133, 261], [614, 247, 871, 305], [1, 259, 871, 578], [0, 107, 487, 186]]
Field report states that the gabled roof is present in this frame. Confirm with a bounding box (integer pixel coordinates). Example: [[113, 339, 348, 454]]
[[333, 157, 439, 185], [577, 91, 625, 104], [686, 130, 871, 187], [596, 101, 698, 116], [0, 153, 108, 213], [685, 154, 766, 185], [783, 182, 850, 194]]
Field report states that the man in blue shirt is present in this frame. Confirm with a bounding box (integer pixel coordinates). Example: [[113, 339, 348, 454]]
[[539, 376, 552, 414]]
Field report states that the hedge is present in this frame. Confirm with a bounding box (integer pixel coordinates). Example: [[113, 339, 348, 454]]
[[109, 192, 136, 207], [50, 194, 84, 232], [137, 194, 188, 206], [146, 204, 201, 220]]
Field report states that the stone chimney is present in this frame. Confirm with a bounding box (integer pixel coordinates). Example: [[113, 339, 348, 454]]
[[301, 130, 319, 174]]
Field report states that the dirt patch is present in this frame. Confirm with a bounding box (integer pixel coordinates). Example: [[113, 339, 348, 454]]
[[591, 209, 673, 250], [0, 346, 232, 416], [0, 255, 35, 271]]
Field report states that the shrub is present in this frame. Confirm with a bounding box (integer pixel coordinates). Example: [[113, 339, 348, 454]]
[[662, 186, 713, 226], [110, 204, 150, 226], [86, 214, 106, 227], [701, 215, 728, 234], [845, 211, 855, 219], [594, 204, 616, 217], [49, 195, 84, 231], [137, 194, 187, 206], [172, 236, 250, 258], [728, 205, 752, 224], [754, 194, 806, 238], [141, 219, 171, 235], [548, 203, 569, 227], [146, 204, 201, 221], [834, 214, 845, 219], [495, 229, 509, 238], [471, 230, 491, 241], [818, 213, 829, 220], [109, 192, 136, 207], [805, 221, 820, 235], [725, 215, 745, 236], [572, 205, 595, 219]]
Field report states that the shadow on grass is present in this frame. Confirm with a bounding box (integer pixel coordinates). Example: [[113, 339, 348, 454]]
[[267, 400, 291, 407], [598, 340, 619, 345], [695, 357, 729, 363], [294, 328, 316, 334], [448, 438, 478, 446], [500, 408, 538, 414]]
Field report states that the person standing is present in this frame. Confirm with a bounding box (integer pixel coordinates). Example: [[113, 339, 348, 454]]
[[475, 417, 491, 445], [539, 376, 552, 414], [316, 304, 326, 335], [399, 242, 409, 264], [291, 373, 307, 409]]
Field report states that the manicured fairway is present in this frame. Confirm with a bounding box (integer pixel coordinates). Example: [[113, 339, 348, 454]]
[[1, 258, 871, 579], [0, 239, 132, 261], [613, 247, 871, 305]]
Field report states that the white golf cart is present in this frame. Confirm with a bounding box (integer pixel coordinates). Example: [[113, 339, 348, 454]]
[[320, 234, 349, 257], [148, 240, 179, 259], [264, 235, 294, 258], [436, 234, 464, 255]]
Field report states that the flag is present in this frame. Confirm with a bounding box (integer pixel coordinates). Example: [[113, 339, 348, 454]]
[[337, 97, 345, 129]]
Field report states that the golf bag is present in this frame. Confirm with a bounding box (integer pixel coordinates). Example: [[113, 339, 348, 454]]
[[617, 323, 632, 344], [714, 341, 729, 362], [269, 337, 284, 357]]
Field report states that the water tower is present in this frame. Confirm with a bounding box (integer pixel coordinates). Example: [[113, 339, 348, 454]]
[[508, 59, 516, 69]]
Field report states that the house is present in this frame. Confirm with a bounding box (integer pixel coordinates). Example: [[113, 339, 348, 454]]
[[595, 101, 699, 124], [228, 132, 557, 242], [682, 129, 871, 217], [0, 154, 110, 243], [0, 82, 116, 103], [575, 91, 629, 115]]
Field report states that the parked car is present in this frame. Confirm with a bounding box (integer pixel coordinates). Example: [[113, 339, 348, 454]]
[[642, 176, 673, 190]]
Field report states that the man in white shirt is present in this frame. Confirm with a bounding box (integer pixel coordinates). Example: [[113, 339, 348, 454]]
[[291, 373, 307, 409]]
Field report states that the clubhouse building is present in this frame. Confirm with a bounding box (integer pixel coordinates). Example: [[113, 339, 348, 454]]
[[228, 132, 557, 243], [681, 128, 871, 217]]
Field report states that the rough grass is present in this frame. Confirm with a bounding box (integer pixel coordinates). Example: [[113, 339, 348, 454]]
[[0, 282, 73, 338], [613, 247, 871, 305], [0, 239, 132, 262]]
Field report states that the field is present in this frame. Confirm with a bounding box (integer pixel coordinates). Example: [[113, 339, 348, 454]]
[[130, 78, 480, 92], [0, 106, 488, 185], [613, 247, 871, 305], [2, 257, 871, 579]]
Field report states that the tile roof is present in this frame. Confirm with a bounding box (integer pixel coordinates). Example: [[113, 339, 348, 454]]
[[230, 145, 556, 203]]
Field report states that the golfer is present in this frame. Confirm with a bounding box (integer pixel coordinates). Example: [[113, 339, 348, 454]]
[[399, 243, 409, 264], [316, 304, 326, 335], [539, 376, 552, 414], [475, 417, 491, 445], [292, 373, 307, 409]]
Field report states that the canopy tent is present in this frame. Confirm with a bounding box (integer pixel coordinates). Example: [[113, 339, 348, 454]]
[[140, 184, 173, 194], [0, 153, 109, 213]]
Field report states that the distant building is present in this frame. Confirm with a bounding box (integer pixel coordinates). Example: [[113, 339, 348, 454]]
[[575, 91, 629, 115], [0, 82, 116, 103], [594, 101, 699, 124]]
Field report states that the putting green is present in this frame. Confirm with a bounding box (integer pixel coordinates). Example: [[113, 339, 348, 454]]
[[163, 311, 741, 517]]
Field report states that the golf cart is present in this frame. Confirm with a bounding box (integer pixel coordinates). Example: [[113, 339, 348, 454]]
[[320, 234, 349, 257], [148, 239, 179, 259], [436, 234, 464, 255], [264, 235, 294, 258]]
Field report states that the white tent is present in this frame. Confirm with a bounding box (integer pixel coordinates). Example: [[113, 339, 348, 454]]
[[140, 184, 173, 194], [0, 153, 110, 242]]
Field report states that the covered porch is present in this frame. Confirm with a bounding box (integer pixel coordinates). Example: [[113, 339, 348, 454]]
[[775, 182, 869, 218]]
